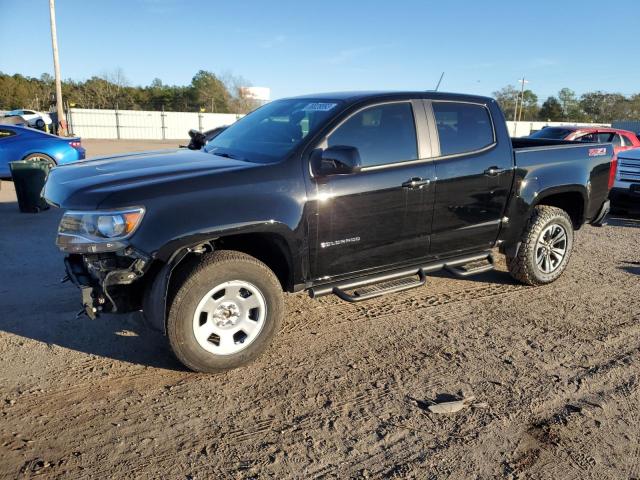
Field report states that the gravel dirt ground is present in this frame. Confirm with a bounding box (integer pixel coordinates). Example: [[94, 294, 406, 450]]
[[1, 140, 639, 479]]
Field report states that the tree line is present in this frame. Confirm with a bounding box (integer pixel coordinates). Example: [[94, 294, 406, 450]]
[[0, 69, 261, 114], [493, 85, 640, 123], [3, 70, 639, 123]]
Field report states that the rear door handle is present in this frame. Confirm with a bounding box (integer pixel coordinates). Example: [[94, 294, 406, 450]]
[[402, 177, 430, 189], [484, 166, 506, 176]]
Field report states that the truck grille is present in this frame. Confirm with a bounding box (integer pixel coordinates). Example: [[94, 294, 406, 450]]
[[617, 157, 640, 182]]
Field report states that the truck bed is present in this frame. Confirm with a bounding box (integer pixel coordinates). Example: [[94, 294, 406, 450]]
[[510, 137, 613, 223]]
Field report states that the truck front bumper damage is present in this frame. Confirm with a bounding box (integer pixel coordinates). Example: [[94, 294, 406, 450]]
[[63, 248, 151, 319]]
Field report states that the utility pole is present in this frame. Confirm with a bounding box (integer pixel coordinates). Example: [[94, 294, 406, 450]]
[[517, 76, 529, 122], [49, 0, 66, 136], [512, 76, 528, 137]]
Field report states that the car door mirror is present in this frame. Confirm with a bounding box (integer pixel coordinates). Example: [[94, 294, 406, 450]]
[[187, 129, 206, 150], [314, 145, 362, 176]]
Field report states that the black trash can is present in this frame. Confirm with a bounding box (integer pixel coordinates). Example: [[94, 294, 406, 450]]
[[9, 160, 52, 213]]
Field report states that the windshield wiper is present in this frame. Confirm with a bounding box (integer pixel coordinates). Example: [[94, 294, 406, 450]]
[[213, 152, 247, 161]]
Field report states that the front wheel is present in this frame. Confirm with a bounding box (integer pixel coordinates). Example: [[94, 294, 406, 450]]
[[167, 251, 284, 373], [506, 206, 574, 286]]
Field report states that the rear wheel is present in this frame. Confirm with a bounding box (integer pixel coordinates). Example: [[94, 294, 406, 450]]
[[23, 153, 56, 168], [507, 206, 574, 285], [167, 250, 284, 373]]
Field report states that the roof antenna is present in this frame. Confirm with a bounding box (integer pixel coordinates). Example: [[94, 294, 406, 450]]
[[434, 72, 445, 91]]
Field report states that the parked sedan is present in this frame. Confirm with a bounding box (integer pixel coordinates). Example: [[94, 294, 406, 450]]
[[3, 109, 53, 130], [529, 126, 640, 154], [0, 125, 85, 178]]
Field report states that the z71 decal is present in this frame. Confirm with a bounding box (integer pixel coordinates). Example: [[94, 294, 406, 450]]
[[588, 148, 607, 157]]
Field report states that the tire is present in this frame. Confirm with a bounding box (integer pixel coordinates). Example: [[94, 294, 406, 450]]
[[506, 206, 574, 286], [35, 119, 45, 129], [167, 250, 284, 373], [23, 153, 56, 168]]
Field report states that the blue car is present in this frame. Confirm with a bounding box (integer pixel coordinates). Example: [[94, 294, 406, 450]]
[[0, 124, 86, 178]]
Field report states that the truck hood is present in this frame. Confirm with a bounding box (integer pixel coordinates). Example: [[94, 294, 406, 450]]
[[44, 148, 259, 209]]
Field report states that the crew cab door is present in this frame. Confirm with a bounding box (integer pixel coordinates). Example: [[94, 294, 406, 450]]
[[307, 100, 435, 280], [426, 100, 513, 255]]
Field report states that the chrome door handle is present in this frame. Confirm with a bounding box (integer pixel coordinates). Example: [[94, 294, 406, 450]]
[[484, 166, 505, 176], [402, 177, 430, 189]]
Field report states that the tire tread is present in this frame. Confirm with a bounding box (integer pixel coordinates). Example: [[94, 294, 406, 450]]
[[507, 205, 573, 286]]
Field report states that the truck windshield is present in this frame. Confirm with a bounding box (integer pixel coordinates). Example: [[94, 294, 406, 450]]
[[529, 127, 575, 140], [204, 98, 343, 163]]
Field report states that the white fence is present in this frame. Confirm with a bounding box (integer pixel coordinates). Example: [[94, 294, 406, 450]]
[[10, 107, 613, 140], [67, 108, 243, 140]]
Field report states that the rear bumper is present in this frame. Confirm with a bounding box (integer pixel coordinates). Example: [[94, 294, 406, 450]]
[[609, 187, 640, 212], [590, 199, 610, 227]]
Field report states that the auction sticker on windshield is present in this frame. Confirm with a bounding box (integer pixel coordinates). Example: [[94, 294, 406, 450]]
[[303, 102, 338, 112]]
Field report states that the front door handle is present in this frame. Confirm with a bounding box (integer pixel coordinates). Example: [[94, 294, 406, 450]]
[[484, 166, 506, 176], [402, 177, 430, 189]]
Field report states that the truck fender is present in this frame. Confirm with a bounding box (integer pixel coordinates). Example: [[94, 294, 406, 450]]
[[142, 246, 194, 334]]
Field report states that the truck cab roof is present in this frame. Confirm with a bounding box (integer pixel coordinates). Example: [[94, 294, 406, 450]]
[[286, 90, 495, 105]]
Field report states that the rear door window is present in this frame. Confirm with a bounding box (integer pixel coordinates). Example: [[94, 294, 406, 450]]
[[432, 102, 494, 156], [595, 132, 614, 143], [327, 102, 418, 167], [611, 134, 622, 147]]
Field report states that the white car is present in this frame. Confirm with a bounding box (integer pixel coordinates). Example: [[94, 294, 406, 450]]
[[3, 109, 53, 129]]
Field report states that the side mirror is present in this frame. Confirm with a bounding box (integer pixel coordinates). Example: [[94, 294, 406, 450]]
[[187, 129, 207, 150], [314, 145, 362, 176]]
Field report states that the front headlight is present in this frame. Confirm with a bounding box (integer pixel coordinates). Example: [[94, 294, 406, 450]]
[[57, 207, 145, 253]]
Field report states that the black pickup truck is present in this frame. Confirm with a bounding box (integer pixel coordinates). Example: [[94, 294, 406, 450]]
[[44, 91, 613, 372]]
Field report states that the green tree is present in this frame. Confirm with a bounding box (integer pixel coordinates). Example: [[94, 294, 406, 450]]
[[492, 85, 520, 119], [519, 90, 539, 121], [190, 70, 230, 112], [557, 88, 578, 119], [538, 96, 563, 121]]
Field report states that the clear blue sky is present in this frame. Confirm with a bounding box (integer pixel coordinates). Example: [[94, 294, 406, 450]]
[[1, 0, 638, 101]]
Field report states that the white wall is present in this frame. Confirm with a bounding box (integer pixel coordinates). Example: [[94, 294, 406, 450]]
[[68, 108, 242, 139], [66, 107, 613, 140]]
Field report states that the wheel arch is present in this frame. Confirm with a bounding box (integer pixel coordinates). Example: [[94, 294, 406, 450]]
[[532, 187, 587, 230], [143, 229, 299, 335], [501, 185, 586, 258]]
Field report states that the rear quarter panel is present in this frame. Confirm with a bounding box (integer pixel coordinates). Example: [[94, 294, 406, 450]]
[[500, 142, 612, 246]]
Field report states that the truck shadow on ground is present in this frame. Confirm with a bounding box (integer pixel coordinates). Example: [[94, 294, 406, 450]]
[[0, 198, 186, 371], [0, 302, 187, 371]]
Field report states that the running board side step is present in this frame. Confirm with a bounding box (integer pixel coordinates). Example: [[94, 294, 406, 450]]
[[445, 253, 494, 277], [333, 269, 426, 303], [309, 251, 495, 303]]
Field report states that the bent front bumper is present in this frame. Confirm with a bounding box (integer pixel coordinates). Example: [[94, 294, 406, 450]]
[[63, 250, 152, 319]]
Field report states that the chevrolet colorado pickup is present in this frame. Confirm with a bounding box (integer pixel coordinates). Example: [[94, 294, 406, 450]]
[[44, 91, 613, 372]]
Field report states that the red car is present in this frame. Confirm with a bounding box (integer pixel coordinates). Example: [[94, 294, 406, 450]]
[[530, 126, 640, 189]]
